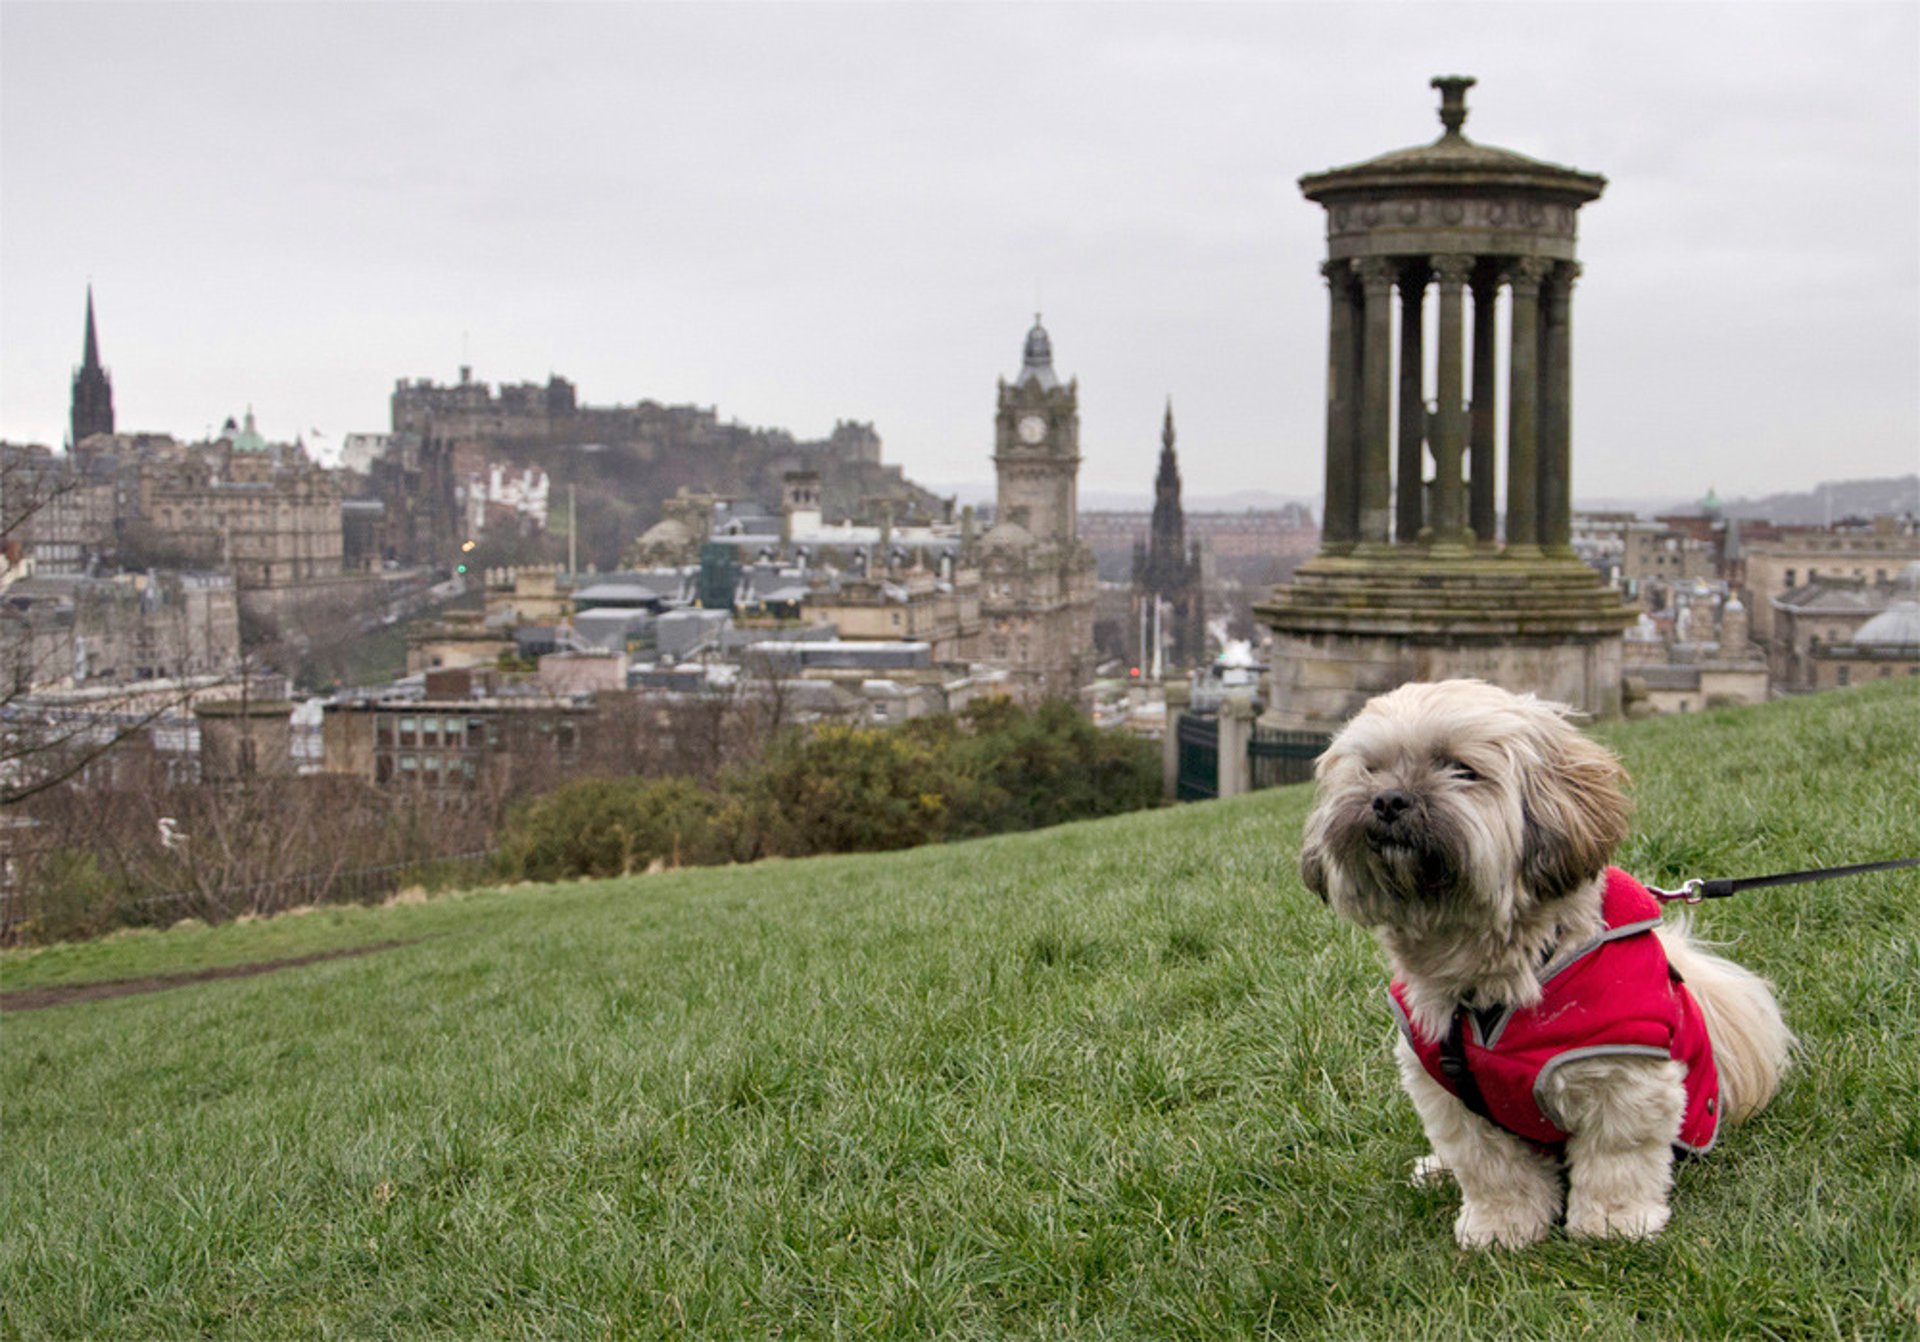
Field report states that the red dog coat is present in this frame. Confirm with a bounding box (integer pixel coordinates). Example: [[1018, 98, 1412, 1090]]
[[1388, 867, 1720, 1153]]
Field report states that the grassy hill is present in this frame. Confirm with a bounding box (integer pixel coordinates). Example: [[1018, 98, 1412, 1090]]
[[4, 681, 1917, 1338]]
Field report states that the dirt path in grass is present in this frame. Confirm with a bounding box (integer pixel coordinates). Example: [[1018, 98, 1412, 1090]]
[[0, 940, 410, 1012]]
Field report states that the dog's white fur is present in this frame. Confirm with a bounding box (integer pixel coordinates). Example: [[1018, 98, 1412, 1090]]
[[1300, 679, 1791, 1248]]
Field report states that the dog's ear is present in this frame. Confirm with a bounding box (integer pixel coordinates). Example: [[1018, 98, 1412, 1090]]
[[1518, 718, 1632, 901], [1299, 838, 1329, 904]]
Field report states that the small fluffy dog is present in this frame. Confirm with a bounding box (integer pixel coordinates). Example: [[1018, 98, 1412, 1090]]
[[1300, 679, 1791, 1248]]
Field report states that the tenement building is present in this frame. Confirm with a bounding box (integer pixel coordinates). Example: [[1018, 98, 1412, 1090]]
[[976, 318, 1097, 703], [1258, 76, 1633, 727]]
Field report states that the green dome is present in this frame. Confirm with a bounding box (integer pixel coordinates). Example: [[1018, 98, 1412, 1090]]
[[231, 407, 268, 453]]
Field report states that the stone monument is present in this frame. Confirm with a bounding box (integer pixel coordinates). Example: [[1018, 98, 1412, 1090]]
[[1257, 76, 1633, 728]]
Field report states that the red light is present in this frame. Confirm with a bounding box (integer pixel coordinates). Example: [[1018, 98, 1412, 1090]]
[[1129, 666, 1140, 678]]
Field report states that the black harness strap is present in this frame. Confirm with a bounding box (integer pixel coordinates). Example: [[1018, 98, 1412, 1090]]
[[1437, 1010, 1497, 1128]]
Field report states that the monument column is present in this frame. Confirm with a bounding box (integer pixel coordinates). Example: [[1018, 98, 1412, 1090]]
[[1429, 254, 1474, 554], [1503, 257, 1551, 556], [1265, 74, 1625, 730], [1354, 257, 1397, 551], [1468, 266, 1499, 547], [1320, 259, 1359, 554], [1395, 262, 1428, 545], [1538, 262, 1579, 555]]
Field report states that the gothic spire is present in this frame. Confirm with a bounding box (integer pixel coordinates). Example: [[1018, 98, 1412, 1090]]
[[1158, 398, 1179, 485], [82, 285, 101, 369], [70, 285, 115, 446], [1147, 398, 1187, 585]]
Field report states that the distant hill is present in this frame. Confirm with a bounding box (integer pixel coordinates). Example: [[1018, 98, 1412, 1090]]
[[1075, 488, 1319, 514], [1719, 475, 1919, 526]]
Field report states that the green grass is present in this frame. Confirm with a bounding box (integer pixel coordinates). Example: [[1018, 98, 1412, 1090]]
[[4, 681, 1918, 1338]]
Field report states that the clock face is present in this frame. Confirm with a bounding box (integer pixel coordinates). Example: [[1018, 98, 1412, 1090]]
[[1017, 415, 1048, 445]]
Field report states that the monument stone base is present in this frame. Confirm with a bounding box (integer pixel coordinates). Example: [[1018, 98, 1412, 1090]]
[[1253, 552, 1634, 730]]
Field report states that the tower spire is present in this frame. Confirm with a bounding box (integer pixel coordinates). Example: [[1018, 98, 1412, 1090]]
[[82, 285, 101, 368], [70, 285, 115, 446]]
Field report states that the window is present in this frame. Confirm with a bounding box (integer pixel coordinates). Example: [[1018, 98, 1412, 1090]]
[[398, 716, 417, 747], [376, 716, 394, 746], [1837, 666, 1851, 687]]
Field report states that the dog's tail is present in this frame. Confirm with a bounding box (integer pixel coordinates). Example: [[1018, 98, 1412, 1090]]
[[1656, 918, 1793, 1125]]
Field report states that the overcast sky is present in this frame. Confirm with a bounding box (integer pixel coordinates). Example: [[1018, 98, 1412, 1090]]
[[3, 2, 1915, 508]]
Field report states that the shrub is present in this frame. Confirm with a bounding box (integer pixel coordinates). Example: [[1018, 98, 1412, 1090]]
[[945, 698, 1160, 835], [496, 776, 722, 881], [720, 723, 962, 860], [16, 849, 124, 944]]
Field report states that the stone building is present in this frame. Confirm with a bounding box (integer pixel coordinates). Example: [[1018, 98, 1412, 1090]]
[[976, 318, 1098, 703], [1768, 570, 1911, 693], [320, 690, 592, 791], [1132, 400, 1206, 673], [1808, 568, 1920, 689], [1620, 585, 1767, 715], [1258, 76, 1633, 728], [800, 568, 982, 664], [0, 443, 116, 577], [139, 438, 344, 589], [1580, 515, 1718, 589], [1741, 520, 1920, 646], [0, 570, 240, 693], [194, 696, 296, 782]]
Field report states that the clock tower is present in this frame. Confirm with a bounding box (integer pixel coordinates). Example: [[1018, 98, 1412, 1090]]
[[993, 316, 1080, 547], [978, 316, 1098, 703]]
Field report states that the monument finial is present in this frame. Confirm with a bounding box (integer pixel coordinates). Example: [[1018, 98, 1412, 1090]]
[[1431, 74, 1476, 137]]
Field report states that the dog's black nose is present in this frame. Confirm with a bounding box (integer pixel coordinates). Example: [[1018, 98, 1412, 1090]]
[[1371, 790, 1413, 822]]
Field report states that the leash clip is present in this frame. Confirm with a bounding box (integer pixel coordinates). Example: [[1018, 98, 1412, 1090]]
[[1650, 878, 1706, 904]]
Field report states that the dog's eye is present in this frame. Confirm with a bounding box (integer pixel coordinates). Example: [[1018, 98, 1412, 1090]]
[[1445, 760, 1480, 782]]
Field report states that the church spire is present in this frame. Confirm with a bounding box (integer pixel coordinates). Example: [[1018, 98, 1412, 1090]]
[[1158, 397, 1179, 485], [70, 285, 115, 446], [82, 286, 101, 368]]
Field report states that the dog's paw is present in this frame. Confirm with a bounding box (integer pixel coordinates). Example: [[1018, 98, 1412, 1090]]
[[1454, 1200, 1554, 1250], [1410, 1154, 1453, 1187], [1565, 1197, 1671, 1241]]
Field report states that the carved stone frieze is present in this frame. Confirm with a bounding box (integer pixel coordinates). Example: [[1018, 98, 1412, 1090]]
[[1331, 196, 1577, 237]]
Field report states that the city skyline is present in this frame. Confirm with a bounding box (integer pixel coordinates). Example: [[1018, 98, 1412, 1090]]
[[2, 3, 1914, 505]]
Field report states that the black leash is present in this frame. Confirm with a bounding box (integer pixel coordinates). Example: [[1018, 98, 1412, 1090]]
[[1649, 857, 1920, 904]]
